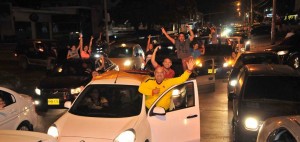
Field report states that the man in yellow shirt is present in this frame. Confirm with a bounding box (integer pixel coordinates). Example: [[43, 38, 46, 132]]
[[138, 59, 195, 110]]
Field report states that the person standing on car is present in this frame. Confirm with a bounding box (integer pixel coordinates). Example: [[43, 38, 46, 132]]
[[161, 24, 195, 70], [80, 35, 93, 59], [151, 46, 175, 78], [138, 58, 195, 110]]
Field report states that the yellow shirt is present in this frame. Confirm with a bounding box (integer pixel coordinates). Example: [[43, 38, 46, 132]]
[[138, 71, 191, 110]]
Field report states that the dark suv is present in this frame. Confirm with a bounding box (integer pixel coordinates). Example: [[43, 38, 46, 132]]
[[230, 64, 300, 142], [15, 39, 64, 70], [265, 32, 300, 70]]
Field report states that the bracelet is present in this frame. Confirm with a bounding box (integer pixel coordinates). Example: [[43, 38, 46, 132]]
[[186, 69, 192, 73]]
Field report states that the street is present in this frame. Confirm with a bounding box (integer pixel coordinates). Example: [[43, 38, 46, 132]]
[[0, 35, 274, 142]]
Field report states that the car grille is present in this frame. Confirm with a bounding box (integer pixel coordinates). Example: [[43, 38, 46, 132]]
[[41, 88, 72, 99]]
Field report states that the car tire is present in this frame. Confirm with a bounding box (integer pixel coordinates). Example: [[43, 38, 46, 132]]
[[289, 55, 300, 70], [17, 121, 32, 131], [232, 121, 241, 142], [19, 57, 29, 69]]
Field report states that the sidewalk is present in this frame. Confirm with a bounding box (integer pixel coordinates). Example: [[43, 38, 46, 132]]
[[250, 34, 284, 51]]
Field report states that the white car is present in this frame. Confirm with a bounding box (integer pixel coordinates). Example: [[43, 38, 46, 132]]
[[0, 87, 37, 130], [257, 115, 300, 142], [48, 71, 200, 142], [0, 130, 57, 142]]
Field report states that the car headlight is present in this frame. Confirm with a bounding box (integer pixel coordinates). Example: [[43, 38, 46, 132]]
[[124, 60, 131, 66], [94, 54, 100, 58], [114, 129, 135, 142], [229, 80, 237, 87], [245, 40, 251, 45], [35, 88, 41, 95], [244, 117, 262, 131], [47, 124, 59, 138], [195, 60, 202, 67], [223, 60, 233, 68], [70, 86, 84, 94], [277, 50, 288, 55]]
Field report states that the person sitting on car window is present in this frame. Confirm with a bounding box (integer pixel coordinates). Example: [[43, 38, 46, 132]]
[[145, 35, 157, 64], [80, 35, 93, 59], [191, 41, 205, 59], [67, 36, 80, 59], [151, 46, 175, 78], [0, 96, 6, 109]]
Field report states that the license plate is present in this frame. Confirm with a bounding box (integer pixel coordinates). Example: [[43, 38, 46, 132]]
[[48, 98, 60, 105], [208, 69, 217, 73]]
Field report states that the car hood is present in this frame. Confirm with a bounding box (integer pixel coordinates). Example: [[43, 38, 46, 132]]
[[38, 76, 91, 89], [241, 100, 300, 120], [56, 112, 140, 140]]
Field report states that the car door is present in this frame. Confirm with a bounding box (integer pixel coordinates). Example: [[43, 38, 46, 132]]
[[0, 89, 18, 129], [193, 58, 216, 93], [147, 80, 200, 142]]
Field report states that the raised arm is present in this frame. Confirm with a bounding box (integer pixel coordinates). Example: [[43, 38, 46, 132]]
[[78, 33, 83, 51], [151, 46, 159, 68], [89, 36, 94, 51], [165, 58, 195, 85], [146, 35, 151, 52], [161, 27, 175, 44], [186, 24, 195, 41]]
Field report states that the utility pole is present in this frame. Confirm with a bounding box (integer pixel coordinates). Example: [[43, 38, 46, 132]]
[[250, 0, 253, 26], [271, 0, 276, 44], [104, 0, 109, 44]]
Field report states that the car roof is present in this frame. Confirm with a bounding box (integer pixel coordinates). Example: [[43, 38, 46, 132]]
[[244, 64, 300, 76], [91, 71, 148, 86]]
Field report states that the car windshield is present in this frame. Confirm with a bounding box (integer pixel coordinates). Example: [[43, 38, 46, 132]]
[[244, 76, 300, 102], [279, 34, 300, 46], [69, 85, 143, 117], [108, 47, 133, 58], [50, 59, 93, 76]]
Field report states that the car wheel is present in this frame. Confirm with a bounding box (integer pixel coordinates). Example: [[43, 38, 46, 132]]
[[232, 121, 241, 142], [17, 122, 32, 131], [289, 55, 300, 70], [19, 57, 28, 69]]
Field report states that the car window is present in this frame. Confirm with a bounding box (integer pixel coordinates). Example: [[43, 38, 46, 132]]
[[155, 82, 195, 112], [69, 85, 143, 118], [0, 90, 16, 107], [235, 68, 245, 96], [279, 34, 300, 46], [243, 76, 300, 101], [108, 47, 133, 58], [50, 59, 93, 76], [267, 128, 296, 142]]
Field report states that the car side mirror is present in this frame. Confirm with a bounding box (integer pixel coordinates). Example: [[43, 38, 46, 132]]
[[152, 106, 166, 116], [64, 101, 72, 109], [228, 92, 237, 100]]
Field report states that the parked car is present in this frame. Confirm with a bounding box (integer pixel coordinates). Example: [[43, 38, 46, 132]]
[[34, 58, 118, 112], [47, 71, 200, 142], [0, 130, 57, 142], [229, 64, 300, 142], [14, 39, 64, 70], [227, 51, 280, 100], [251, 24, 271, 36], [256, 115, 300, 142], [265, 32, 300, 70], [108, 42, 145, 70], [0, 87, 37, 130]]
